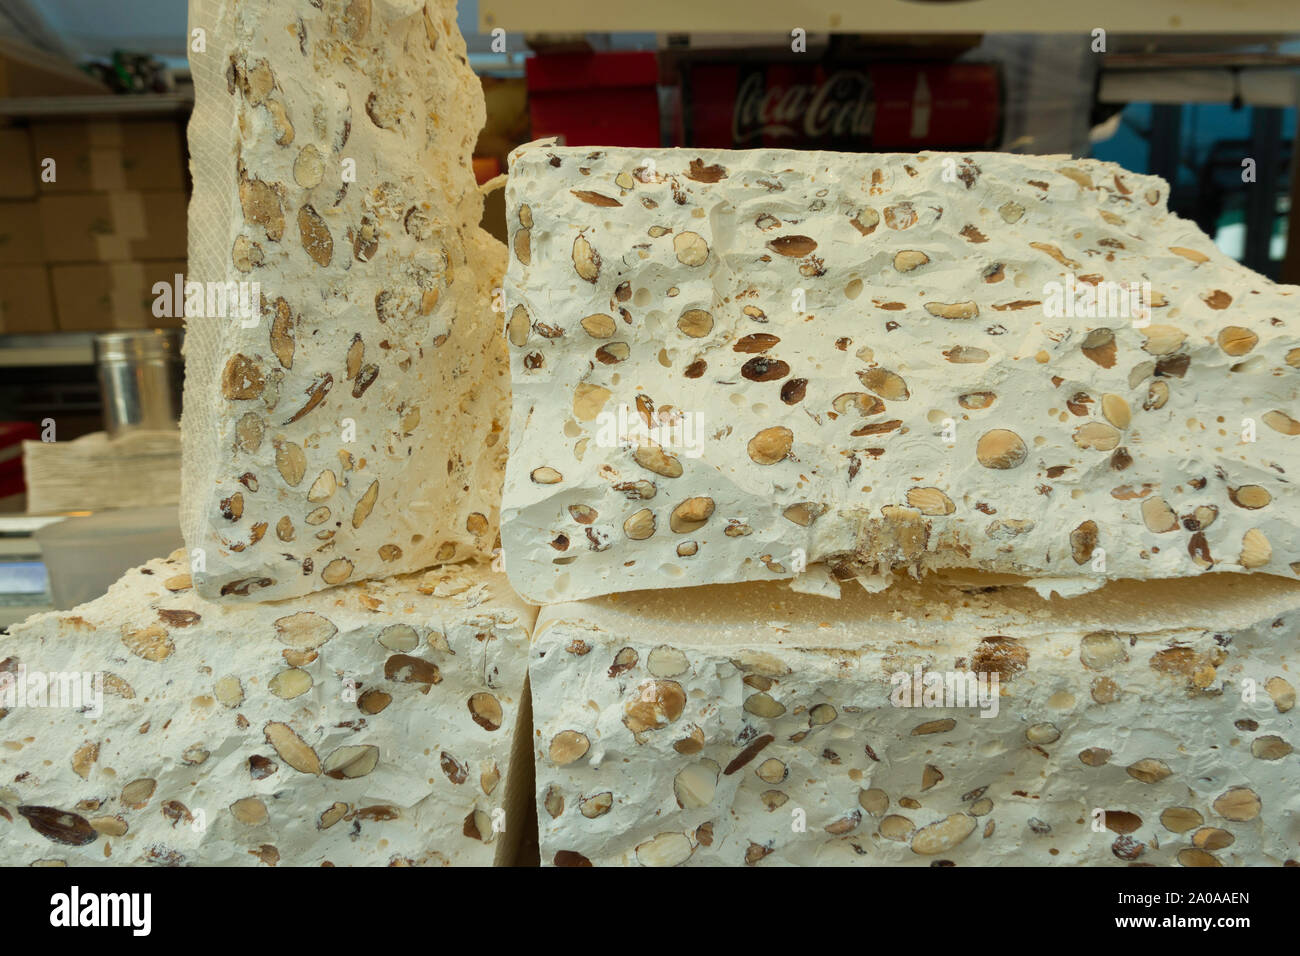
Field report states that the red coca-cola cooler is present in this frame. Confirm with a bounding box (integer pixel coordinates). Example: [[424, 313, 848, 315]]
[[526, 51, 661, 148], [682, 59, 1001, 151]]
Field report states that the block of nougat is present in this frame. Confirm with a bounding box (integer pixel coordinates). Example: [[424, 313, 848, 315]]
[[502, 142, 1300, 603], [183, 0, 508, 602], [0, 553, 534, 866], [530, 573, 1300, 866]]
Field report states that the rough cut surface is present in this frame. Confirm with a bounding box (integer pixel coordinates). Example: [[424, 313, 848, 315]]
[[530, 572, 1300, 866], [0, 554, 534, 866], [184, 0, 508, 602], [502, 141, 1300, 604]]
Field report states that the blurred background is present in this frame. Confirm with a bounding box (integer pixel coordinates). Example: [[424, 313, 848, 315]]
[[0, 0, 1295, 621]]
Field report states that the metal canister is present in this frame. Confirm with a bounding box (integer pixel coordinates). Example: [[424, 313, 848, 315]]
[[93, 329, 184, 436]]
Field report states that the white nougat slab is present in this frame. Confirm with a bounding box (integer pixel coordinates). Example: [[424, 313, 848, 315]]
[[502, 142, 1299, 604], [530, 573, 1300, 866], [0, 555, 534, 866], [183, 0, 508, 602]]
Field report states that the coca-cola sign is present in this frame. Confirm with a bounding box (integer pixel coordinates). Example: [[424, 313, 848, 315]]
[[684, 60, 1000, 150], [731, 69, 875, 142]]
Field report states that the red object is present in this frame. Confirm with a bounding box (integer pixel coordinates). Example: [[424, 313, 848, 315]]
[[526, 52, 660, 148], [0, 455, 24, 498], [0, 421, 39, 497], [472, 156, 501, 184], [684, 61, 1000, 150], [0, 421, 39, 466]]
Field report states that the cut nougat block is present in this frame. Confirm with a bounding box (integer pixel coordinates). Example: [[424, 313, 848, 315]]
[[502, 141, 1300, 603], [531, 573, 1300, 866], [183, 0, 508, 602], [0, 554, 534, 866]]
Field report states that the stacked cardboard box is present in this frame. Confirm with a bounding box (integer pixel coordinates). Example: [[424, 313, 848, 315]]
[[0, 119, 188, 334], [0, 131, 51, 333]]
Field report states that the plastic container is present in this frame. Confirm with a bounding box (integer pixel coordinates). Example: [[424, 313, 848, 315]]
[[34, 506, 184, 609]]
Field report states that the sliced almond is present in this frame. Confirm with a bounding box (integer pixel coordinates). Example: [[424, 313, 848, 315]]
[[911, 813, 976, 855], [580, 313, 616, 338], [572, 383, 611, 422], [893, 250, 930, 272], [623, 679, 685, 733], [635, 832, 693, 867], [273, 611, 337, 650], [1140, 324, 1186, 355], [747, 427, 793, 465], [1265, 676, 1296, 713], [572, 235, 600, 281], [743, 692, 786, 719], [923, 300, 978, 320], [676, 309, 713, 337], [1140, 497, 1178, 533], [263, 721, 322, 775], [1126, 758, 1172, 784], [998, 201, 1024, 223], [268, 668, 313, 700], [1213, 786, 1260, 821], [1160, 806, 1203, 833], [1101, 394, 1131, 429], [623, 508, 656, 540], [858, 368, 910, 400], [1169, 246, 1209, 263], [507, 305, 530, 347], [975, 429, 1027, 469], [468, 693, 503, 731], [858, 789, 889, 817], [879, 814, 914, 842], [274, 440, 306, 486], [1239, 528, 1272, 568], [633, 443, 683, 478], [673, 760, 720, 809], [1262, 410, 1300, 436], [351, 480, 379, 529], [1080, 328, 1117, 368], [1217, 326, 1258, 356], [782, 502, 826, 526], [673, 231, 709, 266], [121, 624, 174, 662], [549, 730, 590, 766], [322, 744, 379, 779], [906, 487, 954, 516]]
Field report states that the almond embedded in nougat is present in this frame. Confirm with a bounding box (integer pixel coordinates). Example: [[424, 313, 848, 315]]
[[747, 427, 793, 465], [528, 572, 1300, 865], [500, 142, 1300, 604], [183, 0, 508, 603], [0, 555, 534, 866]]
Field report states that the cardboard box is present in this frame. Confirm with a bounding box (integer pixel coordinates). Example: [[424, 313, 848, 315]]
[[38, 192, 186, 264], [0, 202, 44, 264], [31, 120, 186, 194], [0, 266, 55, 333], [50, 261, 186, 332], [0, 128, 36, 199], [0, 38, 110, 98]]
